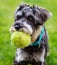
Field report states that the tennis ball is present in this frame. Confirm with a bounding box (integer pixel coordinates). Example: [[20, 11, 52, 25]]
[[11, 31, 31, 48]]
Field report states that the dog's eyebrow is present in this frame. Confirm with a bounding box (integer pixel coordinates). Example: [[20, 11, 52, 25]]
[[22, 6, 32, 13], [16, 11, 22, 16]]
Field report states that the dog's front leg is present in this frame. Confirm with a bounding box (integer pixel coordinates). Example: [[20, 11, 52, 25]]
[[33, 47, 46, 65], [38, 48, 46, 65], [37, 61, 46, 65], [13, 48, 28, 65]]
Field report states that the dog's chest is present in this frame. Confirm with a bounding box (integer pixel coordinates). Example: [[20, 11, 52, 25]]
[[22, 45, 42, 54], [15, 45, 45, 62]]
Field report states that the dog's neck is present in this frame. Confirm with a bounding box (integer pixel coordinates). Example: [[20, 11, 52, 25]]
[[31, 26, 43, 43]]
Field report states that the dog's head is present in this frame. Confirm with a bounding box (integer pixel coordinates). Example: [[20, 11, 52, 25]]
[[10, 4, 52, 42]]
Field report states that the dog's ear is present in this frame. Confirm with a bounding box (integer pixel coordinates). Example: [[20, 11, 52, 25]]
[[17, 4, 27, 11], [40, 8, 52, 22], [33, 6, 52, 25], [16, 4, 30, 11]]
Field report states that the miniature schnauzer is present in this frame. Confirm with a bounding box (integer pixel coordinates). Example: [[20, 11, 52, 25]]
[[10, 4, 52, 65]]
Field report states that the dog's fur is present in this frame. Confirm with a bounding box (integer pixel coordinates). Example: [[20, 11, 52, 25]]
[[10, 4, 52, 65]]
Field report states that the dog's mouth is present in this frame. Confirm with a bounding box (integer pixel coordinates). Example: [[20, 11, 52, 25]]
[[19, 26, 33, 35], [10, 26, 33, 44], [10, 24, 42, 43]]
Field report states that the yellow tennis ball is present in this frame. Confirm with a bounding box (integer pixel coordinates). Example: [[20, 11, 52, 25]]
[[11, 31, 31, 48]]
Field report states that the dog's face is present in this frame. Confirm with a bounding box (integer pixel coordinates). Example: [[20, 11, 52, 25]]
[[10, 4, 51, 42]]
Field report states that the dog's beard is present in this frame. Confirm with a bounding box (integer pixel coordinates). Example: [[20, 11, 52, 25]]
[[10, 21, 43, 43], [10, 22, 33, 35], [19, 22, 33, 35]]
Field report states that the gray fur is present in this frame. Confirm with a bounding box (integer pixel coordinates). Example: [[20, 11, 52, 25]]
[[10, 4, 52, 65]]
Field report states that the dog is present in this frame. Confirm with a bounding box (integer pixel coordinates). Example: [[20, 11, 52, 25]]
[[10, 4, 52, 65]]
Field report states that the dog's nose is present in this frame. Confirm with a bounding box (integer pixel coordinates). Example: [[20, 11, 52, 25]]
[[15, 25, 19, 30], [15, 23, 23, 30]]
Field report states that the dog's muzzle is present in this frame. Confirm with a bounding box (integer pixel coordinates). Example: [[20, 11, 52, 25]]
[[10, 22, 33, 35], [14, 23, 24, 31]]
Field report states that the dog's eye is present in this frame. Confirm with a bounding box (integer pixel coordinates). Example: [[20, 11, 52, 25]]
[[29, 17, 33, 20], [27, 15, 34, 21], [16, 15, 22, 20]]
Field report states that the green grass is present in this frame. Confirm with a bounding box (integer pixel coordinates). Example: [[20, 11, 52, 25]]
[[0, 0, 57, 65]]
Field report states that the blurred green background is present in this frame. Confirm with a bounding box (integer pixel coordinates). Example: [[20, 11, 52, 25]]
[[0, 0, 57, 65]]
